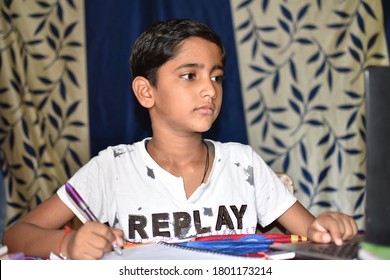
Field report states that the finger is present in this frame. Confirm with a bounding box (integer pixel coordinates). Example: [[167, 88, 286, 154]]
[[88, 232, 114, 251], [81, 223, 117, 252], [342, 216, 359, 240], [311, 214, 344, 245], [308, 220, 332, 244], [78, 223, 126, 256], [80, 245, 106, 260], [89, 224, 125, 253], [330, 213, 357, 241], [69, 232, 106, 260], [323, 213, 360, 244], [333, 214, 346, 240], [351, 218, 359, 236], [322, 215, 344, 245], [112, 228, 125, 247], [88, 223, 117, 242]]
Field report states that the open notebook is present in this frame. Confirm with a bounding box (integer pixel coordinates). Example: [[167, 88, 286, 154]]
[[49, 234, 297, 260], [271, 66, 390, 260], [102, 242, 251, 260]]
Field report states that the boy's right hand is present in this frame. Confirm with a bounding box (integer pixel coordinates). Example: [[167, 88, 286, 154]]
[[63, 222, 124, 260]]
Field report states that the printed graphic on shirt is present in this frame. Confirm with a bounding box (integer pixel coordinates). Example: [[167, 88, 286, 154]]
[[243, 165, 254, 186], [146, 166, 155, 179], [127, 204, 248, 240], [113, 147, 127, 157]]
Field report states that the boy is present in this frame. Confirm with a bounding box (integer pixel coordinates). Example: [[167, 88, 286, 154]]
[[3, 19, 357, 260]]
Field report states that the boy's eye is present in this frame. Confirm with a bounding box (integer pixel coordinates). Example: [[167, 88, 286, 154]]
[[211, 75, 224, 83], [181, 73, 196, 80]]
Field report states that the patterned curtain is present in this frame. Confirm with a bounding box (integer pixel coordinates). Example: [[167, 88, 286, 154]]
[[231, 0, 389, 229], [1, 0, 389, 233], [0, 0, 89, 226]]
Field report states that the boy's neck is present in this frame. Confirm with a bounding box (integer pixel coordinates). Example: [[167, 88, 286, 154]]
[[146, 132, 213, 198], [146, 134, 205, 164]]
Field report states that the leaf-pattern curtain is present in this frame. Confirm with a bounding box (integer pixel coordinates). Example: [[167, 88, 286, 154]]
[[0, 0, 88, 226], [231, 0, 389, 229], [1, 0, 389, 233]]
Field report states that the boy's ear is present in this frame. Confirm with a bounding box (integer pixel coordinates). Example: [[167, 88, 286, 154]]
[[132, 76, 154, 108]]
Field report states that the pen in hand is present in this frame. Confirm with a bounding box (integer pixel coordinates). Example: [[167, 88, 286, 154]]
[[65, 182, 123, 256]]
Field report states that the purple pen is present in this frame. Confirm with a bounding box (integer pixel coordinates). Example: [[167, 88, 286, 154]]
[[65, 182, 98, 221], [65, 182, 123, 255]]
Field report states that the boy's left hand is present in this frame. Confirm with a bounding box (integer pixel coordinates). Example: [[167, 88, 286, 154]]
[[307, 212, 358, 245]]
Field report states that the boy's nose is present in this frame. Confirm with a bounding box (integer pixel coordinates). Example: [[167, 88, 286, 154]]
[[200, 80, 217, 99]]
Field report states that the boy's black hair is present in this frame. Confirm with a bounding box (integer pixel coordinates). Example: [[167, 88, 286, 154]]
[[130, 18, 226, 86]]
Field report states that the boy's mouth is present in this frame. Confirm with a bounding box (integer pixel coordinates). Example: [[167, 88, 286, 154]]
[[195, 104, 215, 115]]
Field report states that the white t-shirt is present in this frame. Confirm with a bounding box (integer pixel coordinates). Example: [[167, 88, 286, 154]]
[[57, 139, 296, 242]]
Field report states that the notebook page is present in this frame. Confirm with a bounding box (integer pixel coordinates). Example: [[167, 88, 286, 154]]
[[102, 242, 250, 260]]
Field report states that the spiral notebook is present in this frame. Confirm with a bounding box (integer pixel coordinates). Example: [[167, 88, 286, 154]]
[[102, 241, 250, 260]]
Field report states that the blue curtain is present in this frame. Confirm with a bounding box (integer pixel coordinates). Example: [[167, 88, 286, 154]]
[[85, 0, 247, 156]]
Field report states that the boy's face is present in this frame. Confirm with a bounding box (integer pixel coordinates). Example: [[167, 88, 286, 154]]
[[149, 37, 224, 135]]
